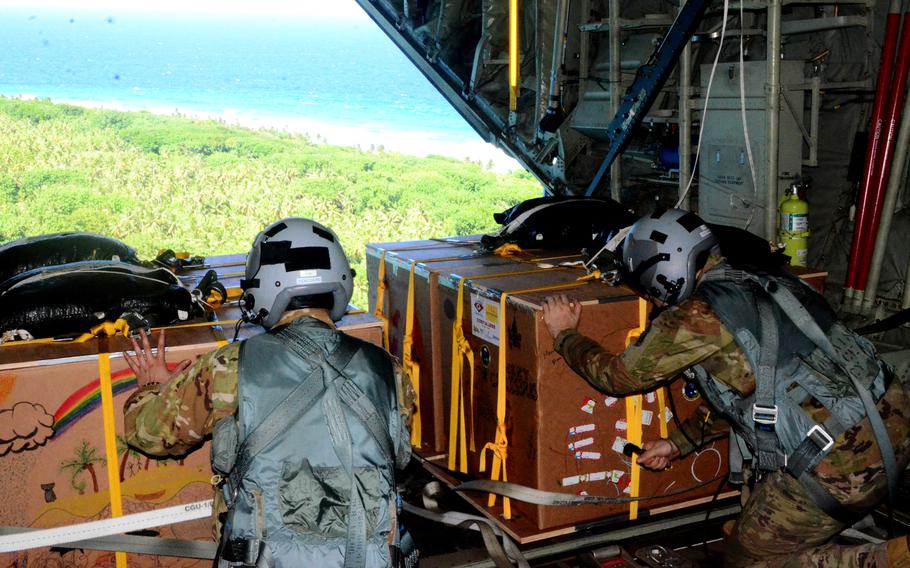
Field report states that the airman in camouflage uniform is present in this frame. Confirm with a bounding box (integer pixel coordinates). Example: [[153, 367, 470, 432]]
[[122, 317, 415, 540], [544, 256, 910, 568]]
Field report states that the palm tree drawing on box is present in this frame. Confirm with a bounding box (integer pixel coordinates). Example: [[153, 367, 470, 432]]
[[116, 434, 143, 482], [59, 440, 104, 494]]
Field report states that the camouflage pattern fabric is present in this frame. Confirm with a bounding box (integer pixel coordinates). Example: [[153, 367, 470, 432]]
[[123, 341, 240, 457], [727, 470, 910, 568], [554, 289, 910, 567]]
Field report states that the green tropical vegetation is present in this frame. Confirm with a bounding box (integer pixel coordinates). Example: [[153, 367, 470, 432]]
[[0, 97, 541, 308]]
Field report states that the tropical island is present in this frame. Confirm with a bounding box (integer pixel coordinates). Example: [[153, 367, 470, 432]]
[[0, 97, 541, 307]]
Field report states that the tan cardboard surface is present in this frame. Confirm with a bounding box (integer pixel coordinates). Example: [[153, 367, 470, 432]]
[[0, 255, 383, 565]]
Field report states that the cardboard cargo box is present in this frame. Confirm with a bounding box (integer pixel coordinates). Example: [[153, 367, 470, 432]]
[[0, 254, 383, 566], [435, 259, 730, 531], [366, 239, 730, 533], [365, 238, 585, 454]]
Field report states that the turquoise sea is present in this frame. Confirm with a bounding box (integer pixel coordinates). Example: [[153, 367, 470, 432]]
[[0, 7, 479, 144]]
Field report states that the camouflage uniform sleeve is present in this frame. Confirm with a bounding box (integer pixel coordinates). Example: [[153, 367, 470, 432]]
[[123, 341, 240, 457], [393, 357, 416, 431], [554, 297, 730, 395], [667, 404, 731, 457], [555, 297, 735, 454]]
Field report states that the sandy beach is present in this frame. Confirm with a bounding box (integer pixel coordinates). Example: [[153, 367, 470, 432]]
[[21, 95, 522, 173]]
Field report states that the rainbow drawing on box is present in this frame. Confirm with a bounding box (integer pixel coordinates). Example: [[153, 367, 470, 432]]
[[52, 369, 138, 436]]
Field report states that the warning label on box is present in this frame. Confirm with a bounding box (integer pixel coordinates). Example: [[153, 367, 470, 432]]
[[470, 293, 501, 345]]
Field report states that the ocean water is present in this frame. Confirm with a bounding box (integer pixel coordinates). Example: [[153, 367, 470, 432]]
[[0, 7, 516, 166]]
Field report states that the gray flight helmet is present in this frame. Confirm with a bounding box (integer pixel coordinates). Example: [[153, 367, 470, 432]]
[[240, 218, 354, 327], [621, 208, 718, 305]]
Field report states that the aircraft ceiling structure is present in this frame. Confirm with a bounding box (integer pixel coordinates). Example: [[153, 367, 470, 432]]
[[351, 0, 876, 215]]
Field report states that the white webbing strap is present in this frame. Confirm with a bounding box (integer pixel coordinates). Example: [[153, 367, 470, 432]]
[[0, 499, 213, 553]]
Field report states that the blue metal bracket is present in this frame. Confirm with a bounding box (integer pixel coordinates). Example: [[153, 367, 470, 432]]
[[584, 0, 710, 196]]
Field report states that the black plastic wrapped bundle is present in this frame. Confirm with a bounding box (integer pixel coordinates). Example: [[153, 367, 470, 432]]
[[0, 232, 141, 287], [481, 196, 637, 252], [0, 262, 195, 339]]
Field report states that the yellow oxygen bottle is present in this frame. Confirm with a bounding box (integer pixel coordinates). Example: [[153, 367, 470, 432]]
[[778, 181, 810, 267]]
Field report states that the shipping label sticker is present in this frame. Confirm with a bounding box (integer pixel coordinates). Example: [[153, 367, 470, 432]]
[[569, 424, 595, 436], [664, 408, 674, 423], [604, 396, 619, 407], [580, 397, 596, 414], [470, 293, 500, 346], [568, 437, 594, 451], [609, 470, 624, 483], [614, 419, 628, 431], [611, 436, 629, 454], [641, 409, 654, 426], [588, 471, 607, 482], [575, 451, 602, 460], [645, 392, 656, 404], [561, 475, 581, 487]]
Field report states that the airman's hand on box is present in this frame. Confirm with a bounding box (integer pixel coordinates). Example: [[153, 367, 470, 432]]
[[542, 294, 581, 339], [123, 329, 192, 387]]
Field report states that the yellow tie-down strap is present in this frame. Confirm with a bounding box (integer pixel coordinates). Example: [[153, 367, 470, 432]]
[[403, 261, 422, 448], [446, 266, 566, 473], [479, 280, 592, 520], [448, 277, 474, 472], [374, 251, 391, 351], [1, 318, 242, 349], [373, 245, 467, 354], [624, 298, 649, 520], [98, 353, 128, 568]]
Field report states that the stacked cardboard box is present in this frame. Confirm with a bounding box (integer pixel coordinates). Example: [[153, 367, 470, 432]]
[[365, 238, 586, 454], [0, 254, 384, 566], [368, 238, 733, 532]]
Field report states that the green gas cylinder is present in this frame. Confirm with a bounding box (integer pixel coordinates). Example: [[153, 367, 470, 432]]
[[778, 182, 809, 266]]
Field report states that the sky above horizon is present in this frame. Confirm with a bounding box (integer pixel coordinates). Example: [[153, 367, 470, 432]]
[[0, 0, 370, 20]]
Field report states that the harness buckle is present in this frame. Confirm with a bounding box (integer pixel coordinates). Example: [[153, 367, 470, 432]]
[[806, 424, 835, 452], [752, 404, 779, 425]]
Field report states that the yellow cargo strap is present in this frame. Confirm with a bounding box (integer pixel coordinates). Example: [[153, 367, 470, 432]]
[[493, 243, 524, 257], [226, 286, 244, 301], [625, 394, 643, 521], [448, 277, 475, 472], [446, 266, 566, 473], [480, 280, 591, 520], [0, 318, 246, 349], [374, 251, 391, 351], [0, 318, 134, 347], [575, 269, 603, 282], [657, 387, 669, 439], [508, 0, 519, 111], [150, 320, 240, 331], [205, 288, 226, 308], [624, 298, 649, 520], [98, 353, 128, 568], [403, 261, 422, 447], [370, 242, 458, 354]]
